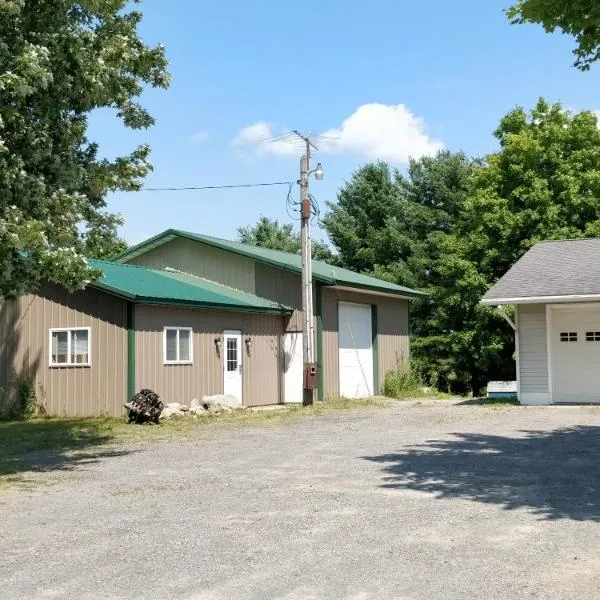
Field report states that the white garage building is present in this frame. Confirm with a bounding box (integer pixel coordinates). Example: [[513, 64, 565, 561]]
[[482, 239, 600, 405]]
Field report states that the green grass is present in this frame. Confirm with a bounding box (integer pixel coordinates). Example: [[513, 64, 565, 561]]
[[0, 398, 387, 489]]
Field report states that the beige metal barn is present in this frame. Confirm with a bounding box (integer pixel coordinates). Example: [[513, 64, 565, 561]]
[[0, 230, 425, 416]]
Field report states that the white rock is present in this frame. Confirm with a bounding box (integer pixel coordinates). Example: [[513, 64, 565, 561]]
[[166, 402, 189, 412], [160, 406, 186, 420], [201, 394, 241, 409]]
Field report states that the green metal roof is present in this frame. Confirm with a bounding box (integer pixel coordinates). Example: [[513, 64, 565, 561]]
[[87, 259, 292, 314], [115, 229, 427, 299]]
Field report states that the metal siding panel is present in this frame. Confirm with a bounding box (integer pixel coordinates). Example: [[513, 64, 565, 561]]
[[2, 286, 127, 416], [518, 303, 549, 393], [322, 288, 340, 398], [127, 238, 256, 294], [377, 296, 409, 385], [255, 263, 303, 332], [134, 305, 282, 407], [0, 298, 21, 415]]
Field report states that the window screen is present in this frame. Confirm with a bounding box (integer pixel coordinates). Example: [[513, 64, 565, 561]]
[[178, 329, 191, 361], [71, 329, 89, 364], [586, 331, 600, 341], [560, 332, 578, 342]]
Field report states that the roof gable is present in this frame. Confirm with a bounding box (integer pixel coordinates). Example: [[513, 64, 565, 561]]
[[115, 229, 427, 299], [482, 238, 600, 304]]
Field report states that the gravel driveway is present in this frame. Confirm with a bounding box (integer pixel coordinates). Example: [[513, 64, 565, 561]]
[[2, 400, 600, 599]]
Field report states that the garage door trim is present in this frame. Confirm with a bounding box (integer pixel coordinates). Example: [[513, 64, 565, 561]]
[[338, 301, 374, 398], [547, 302, 600, 404]]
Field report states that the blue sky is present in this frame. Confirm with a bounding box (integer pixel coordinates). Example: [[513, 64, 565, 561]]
[[88, 0, 600, 245]]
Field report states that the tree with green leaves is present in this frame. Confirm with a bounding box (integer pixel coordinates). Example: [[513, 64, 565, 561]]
[[421, 99, 600, 393], [237, 216, 336, 262], [507, 0, 600, 70], [0, 0, 169, 299]]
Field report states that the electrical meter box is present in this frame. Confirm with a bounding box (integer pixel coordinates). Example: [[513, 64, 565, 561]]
[[304, 363, 318, 390]]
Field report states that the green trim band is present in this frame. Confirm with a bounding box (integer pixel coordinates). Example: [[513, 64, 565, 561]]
[[127, 302, 136, 401], [316, 284, 324, 401], [371, 304, 379, 395]]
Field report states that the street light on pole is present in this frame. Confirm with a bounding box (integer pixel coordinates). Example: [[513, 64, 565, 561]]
[[297, 135, 324, 405]]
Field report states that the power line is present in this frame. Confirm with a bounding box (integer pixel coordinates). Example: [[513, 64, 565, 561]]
[[142, 181, 292, 192]]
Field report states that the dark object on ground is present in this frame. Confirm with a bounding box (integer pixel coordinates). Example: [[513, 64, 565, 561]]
[[124, 389, 163, 424]]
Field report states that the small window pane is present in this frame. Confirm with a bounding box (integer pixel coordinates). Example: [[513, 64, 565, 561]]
[[52, 331, 69, 364], [586, 331, 600, 341], [560, 332, 577, 342], [71, 330, 89, 364], [179, 329, 191, 361], [227, 338, 237, 372], [166, 329, 178, 361]]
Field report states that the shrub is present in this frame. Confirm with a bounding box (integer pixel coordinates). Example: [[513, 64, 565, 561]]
[[0, 372, 45, 420], [383, 361, 425, 399]]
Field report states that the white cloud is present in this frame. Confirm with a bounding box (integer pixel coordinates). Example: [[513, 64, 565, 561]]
[[230, 121, 298, 156], [188, 130, 209, 145], [321, 103, 443, 163], [231, 103, 443, 164]]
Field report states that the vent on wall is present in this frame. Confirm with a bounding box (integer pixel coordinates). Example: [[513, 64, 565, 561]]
[[560, 332, 577, 342]]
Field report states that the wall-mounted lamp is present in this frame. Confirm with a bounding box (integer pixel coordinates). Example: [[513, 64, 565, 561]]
[[214, 337, 222, 355], [245, 337, 252, 353]]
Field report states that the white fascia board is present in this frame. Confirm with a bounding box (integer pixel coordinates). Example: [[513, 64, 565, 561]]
[[481, 294, 600, 306]]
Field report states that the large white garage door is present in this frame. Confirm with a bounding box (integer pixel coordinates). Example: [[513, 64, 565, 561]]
[[338, 302, 374, 398], [550, 304, 600, 403]]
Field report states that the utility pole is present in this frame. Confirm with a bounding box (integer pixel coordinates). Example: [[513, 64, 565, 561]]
[[299, 138, 315, 405], [295, 132, 323, 405]]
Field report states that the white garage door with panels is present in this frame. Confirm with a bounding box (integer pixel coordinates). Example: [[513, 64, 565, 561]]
[[549, 304, 600, 403], [338, 302, 374, 398]]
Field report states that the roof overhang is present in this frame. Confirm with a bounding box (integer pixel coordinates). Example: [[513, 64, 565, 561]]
[[481, 293, 600, 306], [327, 284, 427, 301], [88, 282, 292, 315]]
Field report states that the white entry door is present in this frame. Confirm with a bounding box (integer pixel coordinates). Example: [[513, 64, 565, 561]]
[[338, 302, 374, 398], [223, 330, 243, 403], [283, 332, 303, 404], [550, 304, 600, 403]]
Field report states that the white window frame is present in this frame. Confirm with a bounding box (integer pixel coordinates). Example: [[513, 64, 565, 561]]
[[49, 327, 92, 368], [163, 326, 193, 365]]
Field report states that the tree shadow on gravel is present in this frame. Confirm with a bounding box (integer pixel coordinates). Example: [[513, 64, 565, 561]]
[[364, 426, 600, 521], [0, 419, 135, 484]]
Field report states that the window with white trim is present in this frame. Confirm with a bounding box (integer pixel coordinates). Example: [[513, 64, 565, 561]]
[[164, 327, 193, 364], [586, 331, 600, 341], [559, 331, 578, 342], [49, 328, 90, 366]]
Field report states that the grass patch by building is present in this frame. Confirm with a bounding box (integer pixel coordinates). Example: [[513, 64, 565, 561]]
[[383, 363, 451, 400]]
